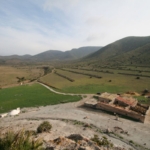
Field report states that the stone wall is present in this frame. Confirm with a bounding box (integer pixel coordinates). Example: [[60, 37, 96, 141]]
[[145, 106, 150, 115], [84, 102, 96, 108], [96, 102, 145, 123]]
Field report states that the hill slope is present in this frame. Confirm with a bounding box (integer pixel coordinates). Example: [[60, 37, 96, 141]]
[[32, 46, 102, 61], [68, 46, 102, 59], [0, 46, 102, 64], [85, 36, 150, 65]]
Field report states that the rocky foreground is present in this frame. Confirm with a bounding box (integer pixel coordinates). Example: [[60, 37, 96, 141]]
[[45, 134, 125, 150], [0, 94, 150, 150]]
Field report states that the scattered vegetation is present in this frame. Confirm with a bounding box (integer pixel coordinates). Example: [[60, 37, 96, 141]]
[[118, 72, 150, 78], [54, 71, 74, 82], [0, 130, 43, 150], [134, 96, 150, 105], [91, 134, 113, 148], [42, 66, 52, 75], [37, 121, 52, 133], [16, 77, 26, 83], [62, 68, 102, 78], [129, 140, 134, 144]]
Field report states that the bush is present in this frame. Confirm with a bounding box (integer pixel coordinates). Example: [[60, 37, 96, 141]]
[[37, 121, 52, 133], [91, 135, 113, 148], [0, 130, 43, 150]]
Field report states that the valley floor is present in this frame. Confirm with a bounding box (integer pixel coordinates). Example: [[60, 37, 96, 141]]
[[0, 90, 150, 150]]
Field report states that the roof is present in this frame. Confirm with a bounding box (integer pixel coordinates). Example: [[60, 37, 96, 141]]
[[115, 96, 137, 107]]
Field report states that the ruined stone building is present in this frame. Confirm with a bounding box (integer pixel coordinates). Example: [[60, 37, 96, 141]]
[[85, 92, 150, 123]]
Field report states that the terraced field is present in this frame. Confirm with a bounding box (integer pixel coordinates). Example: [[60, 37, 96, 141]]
[[39, 69, 126, 94], [40, 66, 150, 101]]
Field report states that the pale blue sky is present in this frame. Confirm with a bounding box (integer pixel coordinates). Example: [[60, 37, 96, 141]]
[[0, 0, 150, 55]]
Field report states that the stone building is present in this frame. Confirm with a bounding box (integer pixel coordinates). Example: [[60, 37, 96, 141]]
[[84, 92, 150, 123]]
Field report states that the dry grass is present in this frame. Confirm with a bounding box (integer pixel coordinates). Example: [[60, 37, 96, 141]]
[[65, 68, 150, 93], [0, 130, 43, 150], [0, 66, 44, 87]]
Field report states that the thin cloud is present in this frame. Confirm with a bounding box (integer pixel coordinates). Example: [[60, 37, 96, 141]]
[[0, 0, 150, 55]]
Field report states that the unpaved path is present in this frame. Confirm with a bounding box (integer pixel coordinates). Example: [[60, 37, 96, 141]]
[[38, 82, 87, 96]]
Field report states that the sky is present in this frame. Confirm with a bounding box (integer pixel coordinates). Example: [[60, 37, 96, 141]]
[[0, 0, 150, 56]]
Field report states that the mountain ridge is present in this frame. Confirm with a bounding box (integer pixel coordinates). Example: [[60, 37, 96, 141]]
[[0, 46, 102, 63], [84, 36, 150, 65]]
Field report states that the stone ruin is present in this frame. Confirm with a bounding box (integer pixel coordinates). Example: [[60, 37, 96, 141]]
[[84, 92, 150, 123]]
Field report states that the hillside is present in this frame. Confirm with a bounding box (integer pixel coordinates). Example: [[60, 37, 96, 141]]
[[0, 54, 31, 60], [68, 46, 102, 59], [32, 50, 66, 61], [32, 46, 101, 61], [84, 36, 150, 65], [0, 55, 32, 65]]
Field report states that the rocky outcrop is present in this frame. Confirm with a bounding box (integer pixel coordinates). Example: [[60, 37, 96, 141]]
[[45, 134, 126, 150]]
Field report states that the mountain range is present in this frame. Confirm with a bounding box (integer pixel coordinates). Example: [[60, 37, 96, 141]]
[[32, 46, 102, 61], [0, 46, 101, 64], [1, 36, 150, 65]]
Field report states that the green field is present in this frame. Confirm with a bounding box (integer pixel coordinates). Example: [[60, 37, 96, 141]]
[[40, 68, 150, 95], [0, 83, 81, 113]]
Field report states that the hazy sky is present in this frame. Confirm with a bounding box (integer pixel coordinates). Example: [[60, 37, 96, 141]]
[[0, 0, 150, 55]]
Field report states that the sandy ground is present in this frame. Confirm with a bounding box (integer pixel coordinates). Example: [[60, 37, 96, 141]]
[[0, 83, 150, 150]]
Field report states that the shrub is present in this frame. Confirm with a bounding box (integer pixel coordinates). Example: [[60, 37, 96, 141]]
[[91, 135, 113, 148], [0, 130, 43, 150], [37, 121, 52, 133], [129, 140, 134, 144]]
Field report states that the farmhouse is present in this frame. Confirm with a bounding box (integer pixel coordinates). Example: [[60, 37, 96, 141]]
[[85, 92, 150, 123]]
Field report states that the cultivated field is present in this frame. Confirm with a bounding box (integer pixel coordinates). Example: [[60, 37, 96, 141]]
[[1, 64, 150, 104], [0, 83, 81, 113], [40, 67, 150, 93], [40, 65, 150, 104]]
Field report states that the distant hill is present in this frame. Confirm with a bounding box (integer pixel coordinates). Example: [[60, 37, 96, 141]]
[[0, 46, 101, 64], [68, 46, 102, 59], [32, 46, 102, 61], [84, 36, 150, 65], [32, 50, 66, 61], [0, 54, 32, 65], [0, 54, 31, 60]]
